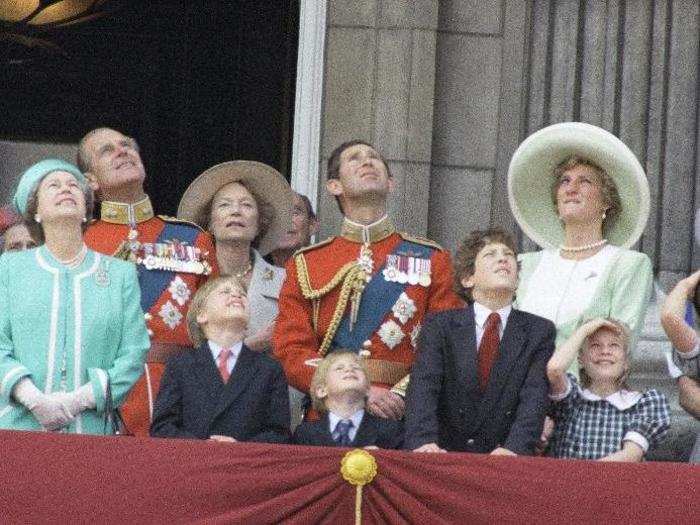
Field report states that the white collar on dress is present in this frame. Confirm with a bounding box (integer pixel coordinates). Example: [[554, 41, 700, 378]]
[[580, 387, 642, 410]]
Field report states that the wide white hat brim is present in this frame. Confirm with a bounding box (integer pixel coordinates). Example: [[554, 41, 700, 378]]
[[507, 122, 650, 249]]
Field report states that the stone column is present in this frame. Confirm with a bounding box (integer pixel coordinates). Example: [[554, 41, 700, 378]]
[[317, 0, 440, 239]]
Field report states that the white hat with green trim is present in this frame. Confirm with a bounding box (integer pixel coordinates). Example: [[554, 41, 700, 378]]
[[507, 122, 650, 249]]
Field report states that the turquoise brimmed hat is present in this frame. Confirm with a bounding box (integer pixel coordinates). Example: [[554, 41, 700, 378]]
[[507, 122, 650, 249], [13, 159, 86, 215]]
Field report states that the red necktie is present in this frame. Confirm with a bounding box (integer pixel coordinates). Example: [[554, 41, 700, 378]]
[[478, 312, 501, 390], [217, 348, 232, 383]]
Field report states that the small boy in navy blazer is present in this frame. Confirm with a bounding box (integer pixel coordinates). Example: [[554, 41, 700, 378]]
[[293, 351, 403, 449], [150, 276, 290, 443]]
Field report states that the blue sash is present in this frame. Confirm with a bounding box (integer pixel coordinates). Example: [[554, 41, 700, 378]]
[[330, 240, 434, 351], [137, 222, 199, 312]]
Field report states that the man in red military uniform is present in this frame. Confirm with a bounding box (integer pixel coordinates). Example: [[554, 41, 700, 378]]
[[79, 127, 217, 436], [273, 140, 462, 420]]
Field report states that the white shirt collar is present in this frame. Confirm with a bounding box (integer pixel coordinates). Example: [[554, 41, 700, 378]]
[[208, 340, 243, 360], [473, 301, 512, 329], [580, 387, 642, 410], [328, 408, 365, 432]]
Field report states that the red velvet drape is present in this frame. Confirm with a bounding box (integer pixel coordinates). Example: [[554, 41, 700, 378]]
[[0, 431, 696, 524]]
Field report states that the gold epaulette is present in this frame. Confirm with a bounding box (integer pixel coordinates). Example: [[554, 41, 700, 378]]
[[398, 232, 444, 251], [158, 215, 205, 232], [293, 236, 335, 257]]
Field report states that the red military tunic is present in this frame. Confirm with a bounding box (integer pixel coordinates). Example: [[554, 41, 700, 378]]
[[273, 216, 462, 395], [85, 197, 217, 436]]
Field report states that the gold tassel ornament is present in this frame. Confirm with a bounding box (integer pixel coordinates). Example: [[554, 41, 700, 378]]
[[340, 449, 378, 525]]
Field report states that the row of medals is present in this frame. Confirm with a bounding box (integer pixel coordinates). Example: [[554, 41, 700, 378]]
[[382, 253, 432, 287], [119, 229, 212, 275]]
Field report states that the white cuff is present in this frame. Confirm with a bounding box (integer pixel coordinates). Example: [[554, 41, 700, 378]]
[[665, 353, 683, 379], [11, 378, 42, 409], [623, 431, 649, 453], [676, 340, 700, 359], [549, 376, 572, 401], [75, 383, 96, 411]]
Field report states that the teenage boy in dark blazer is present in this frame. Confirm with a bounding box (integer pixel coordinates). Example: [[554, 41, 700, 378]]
[[293, 351, 403, 449], [150, 276, 290, 443], [404, 229, 555, 455]]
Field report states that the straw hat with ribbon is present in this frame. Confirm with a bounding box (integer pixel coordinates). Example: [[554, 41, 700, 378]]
[[177, 161, 294, 256], [507, 122, 650, 249]]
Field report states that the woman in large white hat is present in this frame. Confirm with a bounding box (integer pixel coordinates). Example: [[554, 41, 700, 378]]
[[178, 161, 294, 353], [508, 122, 653, 369]]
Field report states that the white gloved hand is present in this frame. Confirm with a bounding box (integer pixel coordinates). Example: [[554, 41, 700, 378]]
[[53, 384, 96, 416], [12, 378, 74, 431]]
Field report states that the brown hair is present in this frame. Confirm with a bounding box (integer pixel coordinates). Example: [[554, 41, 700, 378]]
[[309, 351, 370, 413], [453, 228, 518, 302], [207, 180, 275, 249], [22, 175, 95, 245], [326, 140, 391, 213], [296, 193, 316, 220], [186, 275, 246, 347], [578, 319, 632, 389], [551, 155, 622, 232]]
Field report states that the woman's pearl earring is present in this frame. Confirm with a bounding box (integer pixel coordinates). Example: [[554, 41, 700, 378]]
[[82, 217, 87, 223], [34, 214, 41, 224]]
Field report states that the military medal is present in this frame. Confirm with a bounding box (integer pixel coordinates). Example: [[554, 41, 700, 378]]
[[382, 255, 401, 282], [138, 240, 211, 275], [377, 319, 404, 350], [418, 258, 431, 287], [392, 292, 417, 324]]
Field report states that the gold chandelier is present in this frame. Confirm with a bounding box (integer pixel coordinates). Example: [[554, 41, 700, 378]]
[[0, 0, 110, 27], [0, 1, 113, 60]]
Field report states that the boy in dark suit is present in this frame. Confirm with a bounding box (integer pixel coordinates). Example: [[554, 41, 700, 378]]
[[404, 229, 555, 455], [150, 276, 290, 443], [293, 352, 403, 449]]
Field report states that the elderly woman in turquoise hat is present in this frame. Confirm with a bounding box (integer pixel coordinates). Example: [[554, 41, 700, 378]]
[[508, 123, 653, 367], [0, 159, 149, 434]]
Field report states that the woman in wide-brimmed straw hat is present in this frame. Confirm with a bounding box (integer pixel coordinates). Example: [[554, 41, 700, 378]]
[[508, 122, 653, 368], [0, 159, 149, 434], [178, 160, 294, 353]]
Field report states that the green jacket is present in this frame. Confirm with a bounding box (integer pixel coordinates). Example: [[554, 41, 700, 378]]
[[516, 247, 653, 368]]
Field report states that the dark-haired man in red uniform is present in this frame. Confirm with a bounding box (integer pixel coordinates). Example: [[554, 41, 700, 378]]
[[273, 140, 462, 421], [79, 127, 217, 436]]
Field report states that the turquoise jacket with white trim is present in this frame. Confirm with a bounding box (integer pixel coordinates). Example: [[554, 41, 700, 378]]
[[0, 246, 149, 434]]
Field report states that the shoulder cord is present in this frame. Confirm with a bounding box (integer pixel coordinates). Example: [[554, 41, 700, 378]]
[[294, 254, 366, 356]]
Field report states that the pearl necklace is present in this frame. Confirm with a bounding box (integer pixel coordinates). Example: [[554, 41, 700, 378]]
[[52, 243, 88, 269], [559, 239, 607, 253]]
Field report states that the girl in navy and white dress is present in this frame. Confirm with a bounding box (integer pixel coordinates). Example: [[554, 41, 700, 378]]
[[546, 318, 670, 461]]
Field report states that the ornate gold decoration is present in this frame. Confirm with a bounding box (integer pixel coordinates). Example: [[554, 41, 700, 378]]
[[340, 449, 378, 525], [295, 252, 371, 356]]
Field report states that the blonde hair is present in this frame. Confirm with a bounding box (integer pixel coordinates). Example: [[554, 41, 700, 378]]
[[186, 275, 245, 347], [309, 351, 369, 413], [578, 318, 632, 389]]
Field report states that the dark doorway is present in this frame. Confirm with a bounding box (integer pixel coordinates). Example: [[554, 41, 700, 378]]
[[0, 0, 300, 215]]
